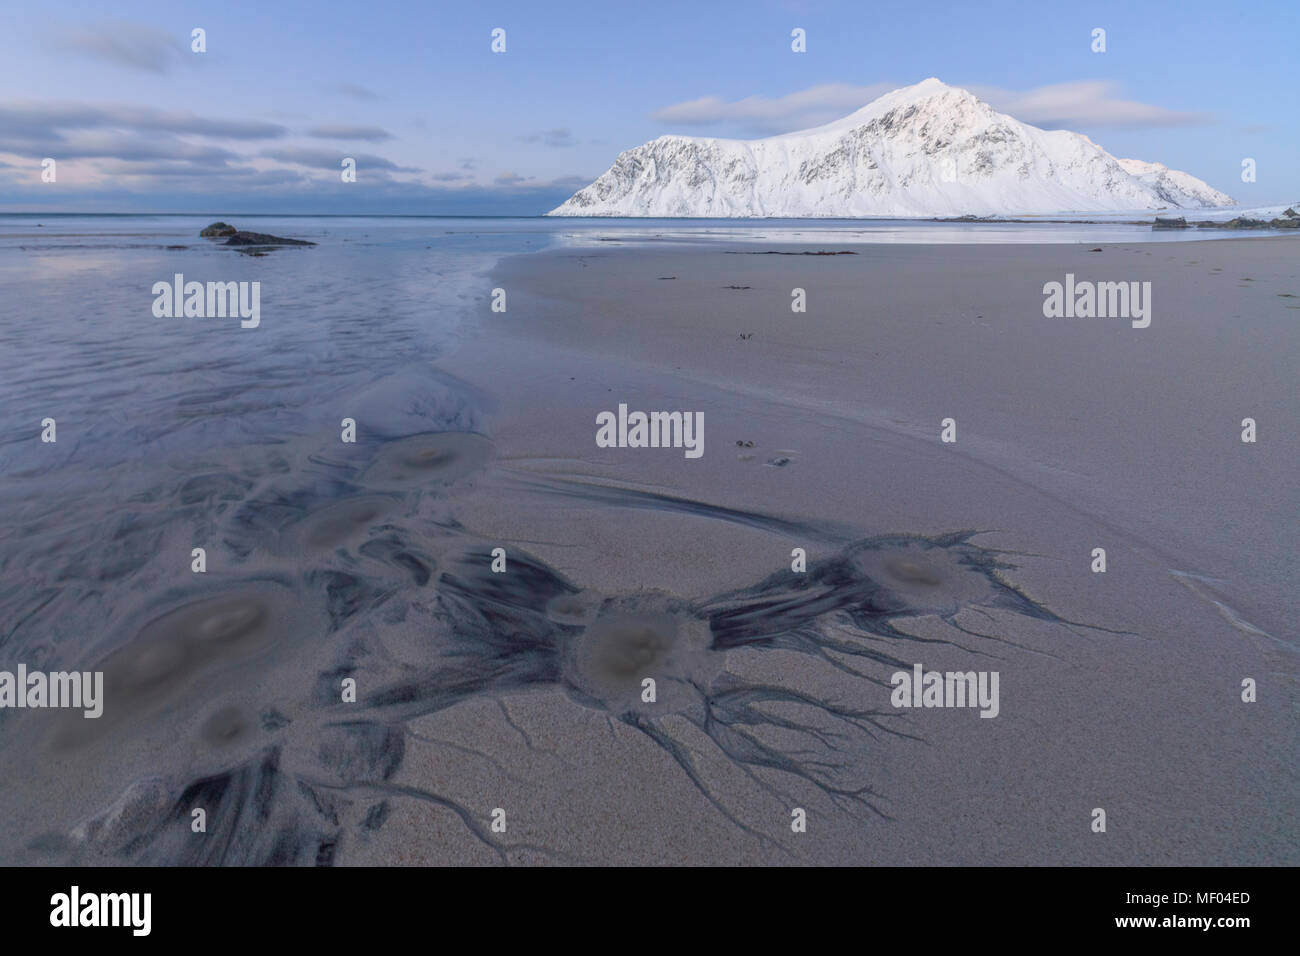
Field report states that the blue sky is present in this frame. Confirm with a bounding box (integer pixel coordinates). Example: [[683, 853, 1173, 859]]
[[2, 0, 1295, 213]]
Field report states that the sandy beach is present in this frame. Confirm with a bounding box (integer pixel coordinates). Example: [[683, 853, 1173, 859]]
[[414, 236, 1299, 864], [3, 232, 1296, 868]]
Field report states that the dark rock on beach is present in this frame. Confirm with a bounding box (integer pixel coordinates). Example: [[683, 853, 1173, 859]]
[[200, 221, 315, 246], [1192, 216, 1297, 230], [224, 231, 315, 247], [1154, 213, 1299, 231]]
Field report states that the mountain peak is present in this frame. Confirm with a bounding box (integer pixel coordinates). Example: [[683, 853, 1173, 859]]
[[884, 78, 986, 112], [810, 79, 986, 136], [903, 76, 958, 95]]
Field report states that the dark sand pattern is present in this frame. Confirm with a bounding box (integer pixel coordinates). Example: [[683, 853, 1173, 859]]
[[18, 407, 1097, 864], [702, 533, 1102, 657]]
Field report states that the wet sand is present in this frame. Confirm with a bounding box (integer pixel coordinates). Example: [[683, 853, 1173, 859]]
[[3, 237, 1296, 866], [436, 237, 1299, 864]]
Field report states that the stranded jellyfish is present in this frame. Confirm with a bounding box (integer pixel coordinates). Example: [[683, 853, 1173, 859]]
[[273, 495, 397, 552], [49, 587, 287, 752], [362, 432, 493, 489], [567, 597, 721, 717]]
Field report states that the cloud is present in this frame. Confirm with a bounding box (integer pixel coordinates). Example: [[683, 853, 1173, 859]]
[[651, 80, 1210, 136], [0, 172, 593, 216], [22, 133, 242, 165], [306, 124, 394, 142], [651, 83, 895, 135], [0, 98, 433, 188], [0, 103, 287, 141], [490, 172, 590, 193], [261, 146, 421, 174], [545, 174, 594, 190], [970, 81, 1210, 129], [44, 20, 184, 74], [0, 89, 585, 212], [0, 102, 290, 181], [518, 128, 577, 148], [95, 159, 271, 180], [329, 83, 382, 101]]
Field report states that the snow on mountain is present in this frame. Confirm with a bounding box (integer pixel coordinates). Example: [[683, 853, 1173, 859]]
[[1114, 158, 1232, 209], [548, 78, 1234, 218]]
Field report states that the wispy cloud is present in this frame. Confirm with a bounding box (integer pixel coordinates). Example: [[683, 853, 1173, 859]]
[[0, 102, 288, 183], [306, 124, 394, 142], [518, 128, 577, 148], [651, 83, 895, 135], [971, 81, 1210, 129], [490, 172, 591, 193], [545, 174, 593, 191], [261, 146, 420, 173], [29, 133, 241, 165], [329, 83, 382, 101], [43, 20, 185, 74], [652, 80, 1210, 136], [0, 175, 594, 215], [0, 103, 287, 141], [95, 159, 286, 181], [0, 99, 428, 187]]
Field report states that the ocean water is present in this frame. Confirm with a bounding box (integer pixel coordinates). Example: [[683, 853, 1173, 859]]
[[0, 211, 1270, 465], [2, 212, 1248, 488], [0, 215, 535, 472], [0, 215, 539, 862]]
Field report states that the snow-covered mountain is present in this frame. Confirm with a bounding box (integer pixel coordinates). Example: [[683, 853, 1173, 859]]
[[548, 78, 1233, 218]]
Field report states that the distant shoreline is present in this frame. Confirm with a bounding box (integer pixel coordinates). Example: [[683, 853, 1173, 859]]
[[2, 209, 1298, 228]]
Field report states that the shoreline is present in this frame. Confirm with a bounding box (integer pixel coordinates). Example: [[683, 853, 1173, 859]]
[[468, 236, 1300, 636]]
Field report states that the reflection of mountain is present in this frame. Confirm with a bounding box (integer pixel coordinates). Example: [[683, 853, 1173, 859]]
[[550, 78, 1233, 217]]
